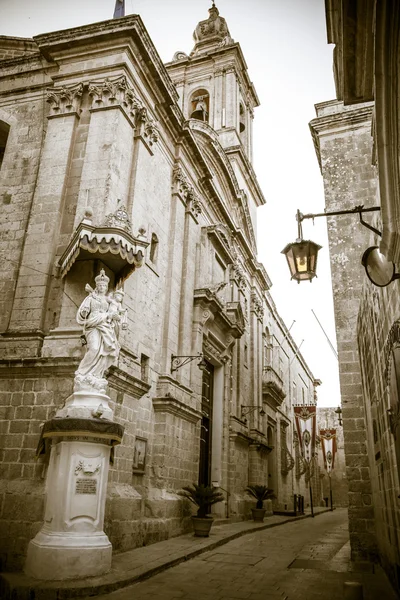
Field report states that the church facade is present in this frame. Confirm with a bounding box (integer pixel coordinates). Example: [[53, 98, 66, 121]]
[[0, 7, 320, 571]]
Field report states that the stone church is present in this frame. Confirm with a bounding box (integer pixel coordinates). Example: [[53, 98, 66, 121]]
[[0, 5, 321, 572]]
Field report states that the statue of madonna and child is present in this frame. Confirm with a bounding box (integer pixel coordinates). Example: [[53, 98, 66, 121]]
[[74, 269, 127, 396]]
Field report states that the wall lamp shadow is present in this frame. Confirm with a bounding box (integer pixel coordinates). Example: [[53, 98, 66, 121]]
[[171, 353, 208, 373], [241, 405, 266, 420]]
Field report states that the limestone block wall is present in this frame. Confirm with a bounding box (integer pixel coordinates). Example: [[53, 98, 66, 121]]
[[310, 100, 378, 561], [0, 364, 76, 570], [0, 94, 48, 336], [357, 280, 400, 587]]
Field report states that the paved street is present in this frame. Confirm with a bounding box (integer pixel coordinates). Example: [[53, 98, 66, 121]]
[[92, 509, 397, 600]]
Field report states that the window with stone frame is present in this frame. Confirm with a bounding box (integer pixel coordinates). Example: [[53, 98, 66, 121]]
[[0, 120, 10, 172], [149, 232, 159, 265], [264, 327, 273, 367], [388, 345, 400, 488]]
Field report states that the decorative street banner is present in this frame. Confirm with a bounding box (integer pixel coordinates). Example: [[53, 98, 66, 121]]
[[294, 405, 316, 462], [320, 428, 337, 474]]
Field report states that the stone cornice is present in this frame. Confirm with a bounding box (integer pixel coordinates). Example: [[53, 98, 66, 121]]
[[224, 145, 266, 207], [186, 120, 241, 198], [309, 102, 374, 173], [172, 166, 202, 218], [0, 357, 79, 377], [107, 365, 151, 399], [34, 15, 178, 104], [152, 397, 201, 424]]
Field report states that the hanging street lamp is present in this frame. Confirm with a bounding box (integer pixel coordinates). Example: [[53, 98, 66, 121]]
[[282, 205, 385, 284], [281, 211, 322, 283]]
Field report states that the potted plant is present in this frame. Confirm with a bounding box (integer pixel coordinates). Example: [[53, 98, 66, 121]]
[[246, 485, 275, 522], [178, 483, 224, 537]]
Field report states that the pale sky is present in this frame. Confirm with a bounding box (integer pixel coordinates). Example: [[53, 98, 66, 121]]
[[0, 0, 341, 407]]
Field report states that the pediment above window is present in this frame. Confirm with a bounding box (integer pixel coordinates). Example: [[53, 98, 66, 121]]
[[59, 210, 149, 285], [205, 224, 235, 265], [194, 288, 244, 339]]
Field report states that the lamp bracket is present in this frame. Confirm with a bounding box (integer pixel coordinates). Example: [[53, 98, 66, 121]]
[[298, 205, 381, 236], [171, 353, 204, 373], [240, 404, 266, 418]]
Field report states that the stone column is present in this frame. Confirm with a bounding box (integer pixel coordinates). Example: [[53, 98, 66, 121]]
[[177, 172, 202, 388], [213, 70, 224, 130], [160, 167, 187, 374], [224, 67, 237, 130]]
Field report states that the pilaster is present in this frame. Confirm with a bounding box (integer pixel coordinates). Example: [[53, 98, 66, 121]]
[[4, 83, 83, 349]]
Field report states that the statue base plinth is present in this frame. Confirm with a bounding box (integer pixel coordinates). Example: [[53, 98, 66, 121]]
[[26, 420, 124, 581], [57, 390, 113, 420], [25, 532, 112, 580]]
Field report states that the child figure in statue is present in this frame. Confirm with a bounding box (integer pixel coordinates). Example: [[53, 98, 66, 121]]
[[75, 270, 121, 389], [106, 289, 128, 339]]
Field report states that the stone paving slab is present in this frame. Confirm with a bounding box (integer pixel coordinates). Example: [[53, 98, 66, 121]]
[[88, 511, 398, 600], [0, 509, 330, 600]]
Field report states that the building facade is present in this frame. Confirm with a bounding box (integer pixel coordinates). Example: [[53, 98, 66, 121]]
[[0, 7, 319, 572], [310, 0, 400, 590]]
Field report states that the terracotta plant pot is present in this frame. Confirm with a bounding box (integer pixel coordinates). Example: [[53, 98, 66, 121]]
[[191, 516, 214, 537], [251, 507, 266, 522]]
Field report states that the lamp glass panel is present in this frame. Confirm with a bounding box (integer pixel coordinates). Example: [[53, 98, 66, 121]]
[[282, 240, 321, 282]]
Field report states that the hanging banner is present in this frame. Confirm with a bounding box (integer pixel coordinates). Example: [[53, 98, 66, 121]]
[[294, 405, 316, 463], [320, 428, 337, 474]]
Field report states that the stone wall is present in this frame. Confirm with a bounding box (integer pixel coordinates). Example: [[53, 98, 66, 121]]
[[357, 279, 400, 587], [310, 100, 378, 561]]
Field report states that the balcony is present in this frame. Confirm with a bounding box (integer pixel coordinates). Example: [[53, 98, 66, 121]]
[[262, 366, 286, 409]]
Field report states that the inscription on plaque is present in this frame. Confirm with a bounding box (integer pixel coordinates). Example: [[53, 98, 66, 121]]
[[75, 477, 98, 495]]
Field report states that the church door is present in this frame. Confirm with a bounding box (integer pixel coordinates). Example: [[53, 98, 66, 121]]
[[199, 361, 214, 486]]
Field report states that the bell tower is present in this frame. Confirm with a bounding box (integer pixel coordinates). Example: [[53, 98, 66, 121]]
[[166, 3, 259, 162]]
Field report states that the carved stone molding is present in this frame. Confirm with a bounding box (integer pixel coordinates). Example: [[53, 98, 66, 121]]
[[173, 167, 202, 217], [172, 51, 189, 62], [231, 261, 247, 291], [88, 75, 159, 144], [104, 205, 132, 233], [194, 288, 243, 340], [107, 365, 151, 399], [250, 291, 264, 320], [152, 396, 201, 424], [47, 83, 84, 117], [143, 118, 160, 146], [205, 224, 235, 265]]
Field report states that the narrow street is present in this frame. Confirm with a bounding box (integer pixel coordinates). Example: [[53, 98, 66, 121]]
[[92, 510, 397, 600]]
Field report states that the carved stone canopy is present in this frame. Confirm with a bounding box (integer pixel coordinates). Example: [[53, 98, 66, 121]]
[[59, 210, 149, 285]]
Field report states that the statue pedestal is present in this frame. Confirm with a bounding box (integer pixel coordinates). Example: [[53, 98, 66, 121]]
[[57, 390, 113, 420], [25, 418, 124, 580]]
